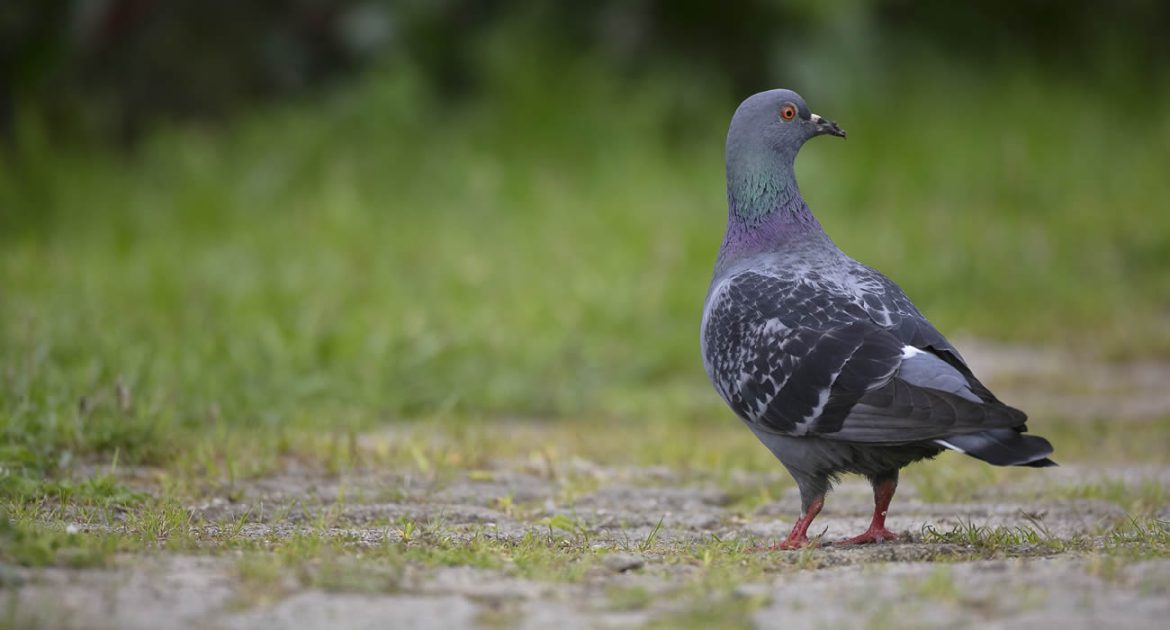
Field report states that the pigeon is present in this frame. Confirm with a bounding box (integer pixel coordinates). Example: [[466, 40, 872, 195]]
[[700, 89, 1055, 550]]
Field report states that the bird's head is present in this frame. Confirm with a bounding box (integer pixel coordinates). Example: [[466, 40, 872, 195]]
[[726, 89, 845, 160]]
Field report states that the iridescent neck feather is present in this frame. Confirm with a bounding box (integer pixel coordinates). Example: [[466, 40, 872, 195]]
[[717, 147, 822, 269]]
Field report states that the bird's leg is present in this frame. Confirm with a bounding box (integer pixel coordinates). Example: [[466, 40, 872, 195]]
[[838, 472, 899, 545], [767, 494, 824, 551]]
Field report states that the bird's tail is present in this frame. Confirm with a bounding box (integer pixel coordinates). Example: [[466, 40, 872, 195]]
[[934, 429, 1057, 467]]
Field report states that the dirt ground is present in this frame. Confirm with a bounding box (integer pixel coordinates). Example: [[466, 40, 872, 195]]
[[5, 341, 1170, 629], [7, 465, 1170, 629]]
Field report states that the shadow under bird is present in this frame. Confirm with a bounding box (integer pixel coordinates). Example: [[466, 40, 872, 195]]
[[700, 89, 1056, 549]]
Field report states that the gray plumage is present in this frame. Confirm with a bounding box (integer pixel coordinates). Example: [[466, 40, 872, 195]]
[[701, 89, 1054, 548]]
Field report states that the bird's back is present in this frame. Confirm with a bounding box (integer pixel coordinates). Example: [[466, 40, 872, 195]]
[[701, 237, 1028, 443]]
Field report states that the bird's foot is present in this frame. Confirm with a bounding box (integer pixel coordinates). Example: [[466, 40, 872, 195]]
[[773, 537, 818, 550], [836, 527, 898, 546]]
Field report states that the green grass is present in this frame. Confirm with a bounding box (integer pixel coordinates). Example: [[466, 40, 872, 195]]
[[3, 52, 1170, 614], [0, 516, 119, 568], [919, 517, 1170, 559], [4, 58, 1170, 483]]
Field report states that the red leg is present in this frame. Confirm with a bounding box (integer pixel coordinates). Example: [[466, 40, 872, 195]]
[[764, 495, 824, 551], [838, 476, 899, 545]]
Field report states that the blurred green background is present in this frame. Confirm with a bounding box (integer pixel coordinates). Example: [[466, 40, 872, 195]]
[[2, 1, 1169, 489]]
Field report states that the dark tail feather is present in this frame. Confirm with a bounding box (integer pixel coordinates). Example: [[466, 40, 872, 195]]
[[934, 429, 1057, 467]]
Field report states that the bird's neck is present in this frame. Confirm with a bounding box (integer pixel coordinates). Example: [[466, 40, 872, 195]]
[[717, 153, 823, 270]]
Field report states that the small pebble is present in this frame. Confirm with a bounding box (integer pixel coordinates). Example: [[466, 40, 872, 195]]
[[602, 553, 644, 573]]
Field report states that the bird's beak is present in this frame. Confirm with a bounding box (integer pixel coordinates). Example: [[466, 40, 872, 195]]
[[811, 113, 846, 139]]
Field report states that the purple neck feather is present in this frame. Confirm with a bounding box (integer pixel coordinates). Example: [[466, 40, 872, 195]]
[[716, 170, 824, 270]]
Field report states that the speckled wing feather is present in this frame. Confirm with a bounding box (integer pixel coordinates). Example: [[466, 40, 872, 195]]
[[702, 270, 1025, 444], [860, 270, 1005, 405]]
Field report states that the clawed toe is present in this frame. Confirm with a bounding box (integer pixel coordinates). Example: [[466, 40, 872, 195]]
[[836, 528, 899, 546], [773, 538, 819, 551]]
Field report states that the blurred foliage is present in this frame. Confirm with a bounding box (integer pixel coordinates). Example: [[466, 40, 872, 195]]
[[1, 2, 1169, 491], [3, 0, 1170, 144]]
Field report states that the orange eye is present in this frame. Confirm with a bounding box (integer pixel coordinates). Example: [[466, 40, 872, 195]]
[[780, 103, 797, 121]]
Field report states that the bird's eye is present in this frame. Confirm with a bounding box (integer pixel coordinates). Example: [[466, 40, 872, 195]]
[[779, 103, 797, 121]]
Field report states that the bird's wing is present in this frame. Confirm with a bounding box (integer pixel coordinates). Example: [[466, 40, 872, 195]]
[[818, 348, 1027, 443], [703, 271, 1024, 443], [851, 264, 1006, 405]]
